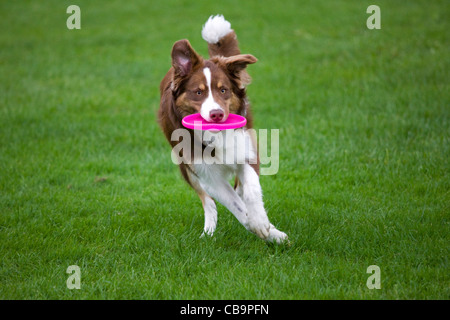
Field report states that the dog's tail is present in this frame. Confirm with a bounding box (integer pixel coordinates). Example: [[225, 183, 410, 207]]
[[202, 15, 240, 57]]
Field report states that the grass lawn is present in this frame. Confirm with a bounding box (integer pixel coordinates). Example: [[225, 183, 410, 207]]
[[0, 0, 448, 299]]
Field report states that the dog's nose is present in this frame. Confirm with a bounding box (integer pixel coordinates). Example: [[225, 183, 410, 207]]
[[209, 109, 224, 122]]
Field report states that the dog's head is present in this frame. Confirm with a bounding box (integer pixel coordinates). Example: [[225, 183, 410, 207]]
[[170, 39, 257, 123]]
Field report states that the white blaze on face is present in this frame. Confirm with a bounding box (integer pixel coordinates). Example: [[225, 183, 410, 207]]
[[200, 67, 223, 122]]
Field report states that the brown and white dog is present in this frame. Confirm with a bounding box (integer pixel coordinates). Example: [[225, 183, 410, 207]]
[[158, 15, 287, 243]]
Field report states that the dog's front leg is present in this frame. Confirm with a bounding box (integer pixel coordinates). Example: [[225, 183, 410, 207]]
[[199, 193, 217, 237], [195, 174, 249, 231], [236, 164, 270, 239], [188, 173, 219, 238], [237, 164, 288, 243]]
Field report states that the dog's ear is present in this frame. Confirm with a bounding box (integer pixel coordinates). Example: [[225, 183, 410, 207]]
[[222, 54, 257, 88], [171, 39, 202, 78], [223, 54, 257, 74]]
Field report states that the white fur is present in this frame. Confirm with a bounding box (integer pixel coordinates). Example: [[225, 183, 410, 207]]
[[201, 15, 232, 44], [191, 162, 287, 243], [200, 67, 223, 122], [193, 129, 257, 165], [190, 129, 288, 243], [201, 195, 217, 237]]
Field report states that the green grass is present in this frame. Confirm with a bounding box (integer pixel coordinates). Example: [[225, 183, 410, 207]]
[[0, 0, 448, 299]]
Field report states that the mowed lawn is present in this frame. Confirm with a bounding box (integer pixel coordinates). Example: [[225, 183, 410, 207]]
[[0, 0, 448, 299]]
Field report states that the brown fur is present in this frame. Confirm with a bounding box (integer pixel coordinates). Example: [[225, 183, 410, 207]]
[[158, 35, 260, 186], [207, 31, 241, 57]]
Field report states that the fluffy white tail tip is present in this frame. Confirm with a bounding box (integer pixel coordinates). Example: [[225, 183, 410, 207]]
[[202, 15, 232, 44]]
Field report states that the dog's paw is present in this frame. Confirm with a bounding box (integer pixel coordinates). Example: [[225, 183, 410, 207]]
[[266, 227, 289, 244], [247, 215, 270, 240], [201, 226, 215, 238]]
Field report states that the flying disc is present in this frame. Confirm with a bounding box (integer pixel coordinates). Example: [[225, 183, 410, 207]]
[[182, 113, 247, 131]]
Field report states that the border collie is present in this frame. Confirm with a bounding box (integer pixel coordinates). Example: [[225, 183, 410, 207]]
[[158, 15, 287, 243]]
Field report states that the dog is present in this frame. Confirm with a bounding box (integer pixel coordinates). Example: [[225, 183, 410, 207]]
[[158, 15, 287, 243]]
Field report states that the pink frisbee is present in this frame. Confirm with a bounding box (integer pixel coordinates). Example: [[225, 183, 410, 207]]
[[182, 113, 247, 131]]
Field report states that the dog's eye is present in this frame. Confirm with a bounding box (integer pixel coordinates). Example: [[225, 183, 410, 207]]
[[196, 90, 203, 95], [220, 88, 227, 94]]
